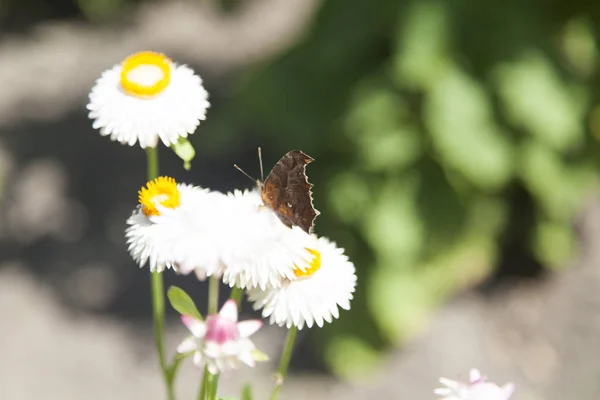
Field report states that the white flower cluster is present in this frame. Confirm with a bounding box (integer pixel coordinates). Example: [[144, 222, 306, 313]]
[[88, 50, 357, 378], [88, 53, 517, 398], [126, 176, 357, 331]]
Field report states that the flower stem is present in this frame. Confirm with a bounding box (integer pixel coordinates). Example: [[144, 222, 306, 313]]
[[208, 276, 220, 314], [230, 286, 243, 308], [146, 146, 159, 181], [146, 147, 174, 400], [209, 373, 220, 400], [199, 276, 221, 399], [199, 367, 209, 400], [269, 326, 298, 400]]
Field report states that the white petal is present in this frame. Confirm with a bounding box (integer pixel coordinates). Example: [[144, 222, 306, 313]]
[[125, 185, 226, 276], [434, 388, 453, 396], [469, 383, 511, 400], [219, 299, 238, 322], [248, 236, 356, 329], [207, 362, 219, 375], [181, 315, 206, 338], [238, 351, 256, 367], [194, 268, 208, 281], [203, 341, 221, 359], [176, 336, 197, 354], [218, 190, 316, 290], [470, 369, 482, 383], [501, 383, 515, 399], [88, 61, 210, 148], [439, 378, 460, 390], [192, 351, 203, 367], [237, 320, 262, 338]]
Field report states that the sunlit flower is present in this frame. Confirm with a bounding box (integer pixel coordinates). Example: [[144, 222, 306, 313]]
[[125, 176, 225, 276], [87, 51, 210, 148], [435, 369, 515, 400], [218, 189, 316, 290], [247, 235, 357, 329], [177, 300, 265, 375]]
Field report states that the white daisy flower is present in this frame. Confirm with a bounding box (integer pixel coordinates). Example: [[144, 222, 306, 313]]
[[125, 176, 225, 277], [177, 299, 265, 375], [247, 235, 357, 329], [87, 51, 210, 148], [435, 369, 515, 400], [217, 189, 317, 290]]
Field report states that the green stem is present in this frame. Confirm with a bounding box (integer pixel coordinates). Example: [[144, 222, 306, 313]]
[[146, 146, 159, 181], [230, 286, 243, 308], [208, 276, 220, 314], [199, 367, 209, 400], [198, 277, 221, 400], [151, 271, 169, 382], [209, 373, 220, 400], [269, 327, 298, 400], [146, 147, 174, 400]]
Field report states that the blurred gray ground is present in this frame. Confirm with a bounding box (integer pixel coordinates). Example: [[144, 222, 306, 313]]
[[1, 2, 600, 399]]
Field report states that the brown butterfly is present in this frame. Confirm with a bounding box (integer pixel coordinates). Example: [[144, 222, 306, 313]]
[[235, 149, 319, 233]]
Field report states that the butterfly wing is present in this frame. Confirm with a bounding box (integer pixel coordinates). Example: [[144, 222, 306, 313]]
[[261, 150, 319, 233]]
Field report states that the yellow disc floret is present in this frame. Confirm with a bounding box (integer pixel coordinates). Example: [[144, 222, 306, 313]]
[[120, 51, 171, 97], [294, 248, 321, 278], [138, 176, 180, 216]]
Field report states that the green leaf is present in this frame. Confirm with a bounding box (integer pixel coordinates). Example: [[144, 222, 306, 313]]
[[345, 84, 422, 172], [77, 0, 124, 22], [425, 67, 514, 191], [560, 18, 598, 76], [250, 349, 269, 362], [167, 286, 203, 320], [363, 175, 423, 261], [241, 384, 253, 400], [392, 0, 452, 89], [531, 218, 576, 269], [325, 335, 380, 380], [170, 138, 196, 171], [327, 172, 371, 225], [519, 139, 595, 223], [494, 52, 587, 151], [415, 159, 466, 257]]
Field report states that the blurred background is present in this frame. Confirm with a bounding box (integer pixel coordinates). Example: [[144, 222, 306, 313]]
[[1, 0, 600, 398]]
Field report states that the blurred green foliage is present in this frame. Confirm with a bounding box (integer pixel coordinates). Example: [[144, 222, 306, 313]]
[[224, 0, 600, 378]]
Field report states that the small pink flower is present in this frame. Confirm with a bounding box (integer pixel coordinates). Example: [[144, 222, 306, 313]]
[[435, 369, 515, 400], [177, 299, 265, 375]]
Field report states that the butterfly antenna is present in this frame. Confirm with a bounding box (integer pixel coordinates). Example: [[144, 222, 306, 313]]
[[258, 147, 264, 182], [233, 164, 256, 182]]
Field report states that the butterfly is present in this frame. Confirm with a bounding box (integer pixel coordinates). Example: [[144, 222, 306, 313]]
[[235, 149, 319, 233]]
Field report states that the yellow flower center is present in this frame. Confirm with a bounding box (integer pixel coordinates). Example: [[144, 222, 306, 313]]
[[138, 176, 180, 216], [120, 51, 171, 97], [294, 248, 321, 278]]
